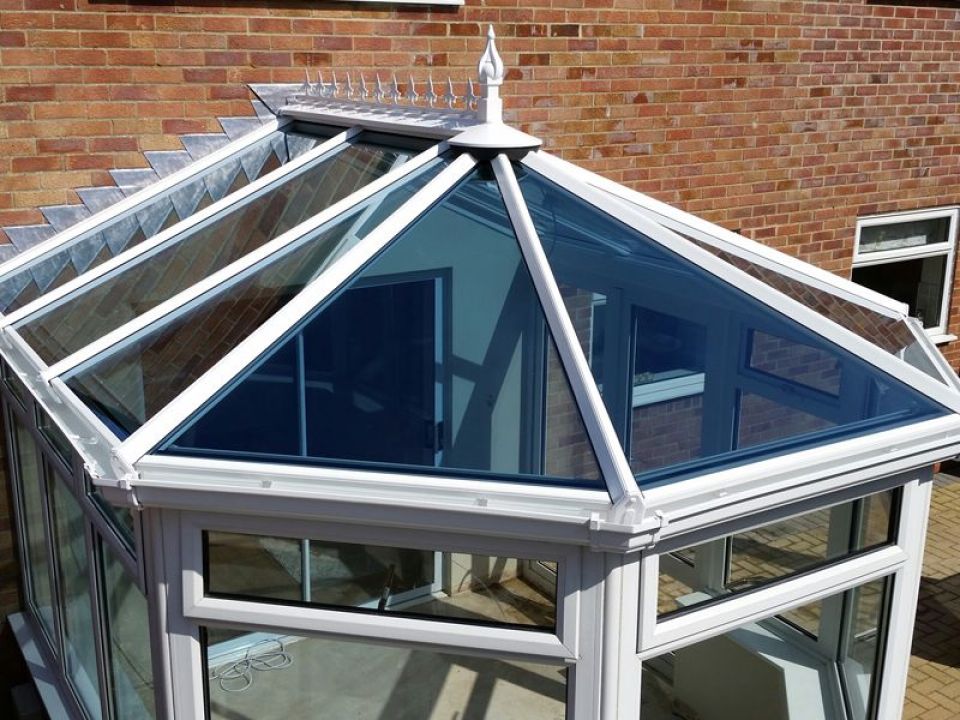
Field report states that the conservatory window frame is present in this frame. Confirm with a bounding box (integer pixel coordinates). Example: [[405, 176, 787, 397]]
[[179, 510, 582, 661], [852, 207, 959, 342], [621, 468, 931, 720]]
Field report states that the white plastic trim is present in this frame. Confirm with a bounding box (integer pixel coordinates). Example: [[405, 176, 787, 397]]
[[639, 544, 905, 656], [521, 151, 960, 415], [4, 128, 357, 330], [115, 153, 477, 466], [526, 151, 908, 319], [0, 117, 288, 303], [492, 155, 636, 504], [44, 140, 444, 380]]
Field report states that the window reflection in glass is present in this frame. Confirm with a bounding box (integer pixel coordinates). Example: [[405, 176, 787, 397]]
[[101, 542, 156, 719], [644, 577, 890, 720], [51, 475, 102, 719], [11, 416, 56, 646]]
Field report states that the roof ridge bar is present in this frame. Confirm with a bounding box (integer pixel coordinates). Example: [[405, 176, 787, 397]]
[[2, 126, 359, 329], [491, 154, 638, 504], [114, 151, 476, 466], [41, 140, 448, 381], [527, 151, 907, 320], [0, 116, 289, 296], [521, 152, 960, 415]]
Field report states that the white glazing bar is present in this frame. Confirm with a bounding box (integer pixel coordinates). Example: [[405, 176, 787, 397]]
[[0, 117, 288, 290], [903, 316, 960, 390], [526, 151, 908, 319], [43, 140, 445, 381], [521, 152, 960, 415], [186, 596, 574, 662], [491, 155, 637, 503], [115, 153, 476, 466], [3, 127, 357, 329], [639, 545, 905, 657]]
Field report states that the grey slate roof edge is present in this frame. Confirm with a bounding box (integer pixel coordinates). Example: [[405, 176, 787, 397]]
[[0, 98, 273, 257]]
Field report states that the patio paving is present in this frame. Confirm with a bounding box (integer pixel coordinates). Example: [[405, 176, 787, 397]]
[[903, 472, 960, 720]]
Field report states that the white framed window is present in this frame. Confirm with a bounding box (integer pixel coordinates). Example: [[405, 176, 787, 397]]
[[852, 207, 959, 340]]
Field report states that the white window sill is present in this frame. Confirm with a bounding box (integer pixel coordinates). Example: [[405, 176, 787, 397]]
[[927, 333, 957, 345]]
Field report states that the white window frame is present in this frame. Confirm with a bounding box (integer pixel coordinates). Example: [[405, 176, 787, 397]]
[[853, 207, 959, 342]]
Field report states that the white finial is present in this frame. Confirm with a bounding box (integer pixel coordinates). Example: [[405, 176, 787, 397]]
[[476, 25, 504, 123], [478, 25, 505, 87], [406, 76, 419, 104], [299, 69, 312, 96], [426, 75, 438, 107]]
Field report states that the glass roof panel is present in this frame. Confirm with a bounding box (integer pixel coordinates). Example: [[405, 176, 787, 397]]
[[0, 127, 332, 316], [17, 135, 418, 366], [62, 157, 450, 439], [515, 165, 946, 487], [159, 167, 603, 488], [684, 237, 947, 384]]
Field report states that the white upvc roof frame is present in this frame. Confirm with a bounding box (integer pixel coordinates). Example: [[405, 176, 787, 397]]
[[0, 116, 289, 317], [3, 126, 357, 331], [529, 151, 910, 320], [492, 156, 639, 506], [521, 151, 960, 416], [113, 152, 477, 466], [42, 138, 445, 381]]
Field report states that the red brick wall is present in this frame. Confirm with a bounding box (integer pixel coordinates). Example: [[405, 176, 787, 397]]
[[2, 0, 960, 364]]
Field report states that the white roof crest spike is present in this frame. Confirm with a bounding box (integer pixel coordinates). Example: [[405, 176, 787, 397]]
[[476, 25, 504, 124], [478, 25, 505, 88]]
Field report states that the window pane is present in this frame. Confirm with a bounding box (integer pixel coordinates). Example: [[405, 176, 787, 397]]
[[644, 577, 890, 720], [11, 417, 56, 645], [37, 407, 74, 466], [859, 216, 950, 253], [64, 158, 449, 440], [658, 490, 895, 617], [748, 330, 842, 397], [0, 129, 317, 315], [101, 543, 156, 719], [164, 167, 602, 486], [203, 629, 566, 720], [852, 255, 947, 329], [90, 487, 136, 549], [517, 166, 946, 487], [19, 137, 414, 365], [205, 531, 556, 629], [51, 476, 102, 719]]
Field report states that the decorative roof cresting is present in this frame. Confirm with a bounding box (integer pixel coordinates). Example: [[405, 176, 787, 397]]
[[278, 25, 541, 152]]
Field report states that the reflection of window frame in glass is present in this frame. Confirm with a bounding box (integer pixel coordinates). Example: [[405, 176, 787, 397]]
[[852, 208, 958, 340]]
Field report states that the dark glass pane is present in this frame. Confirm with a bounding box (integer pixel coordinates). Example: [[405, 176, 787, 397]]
[[101, 544, 156, 719], [65, 159, 449, 438], [852, 256, 947, 330], [51, 476, 102, 719], [203, 628, 567, 720], [205, 531, 556, 629], [12, 417, 56, 645], [20, 137, 413, 365], [516, 165, 946, 486], [165, 169, 602, 486], [37, 407, 74, 465], [0, 130, 314, 315]]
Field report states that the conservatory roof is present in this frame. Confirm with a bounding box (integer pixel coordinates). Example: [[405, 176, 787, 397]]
[[3, 28, 960, 536]]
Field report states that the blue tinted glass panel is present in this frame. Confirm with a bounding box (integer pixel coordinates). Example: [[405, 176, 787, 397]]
[[19, 137, 415, 365], [163, 168, 602, 487], [63, 158, 449, 438], [516, 165, 946, 486]]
